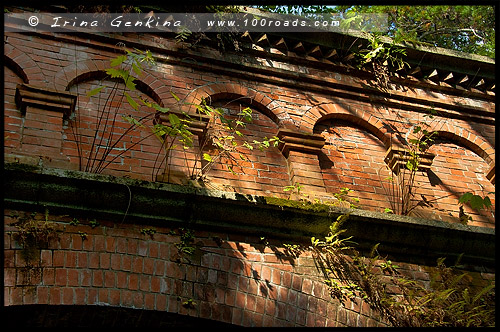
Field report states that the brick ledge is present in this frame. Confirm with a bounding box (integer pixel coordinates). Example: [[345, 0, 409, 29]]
[[3, 163, 495, 268]]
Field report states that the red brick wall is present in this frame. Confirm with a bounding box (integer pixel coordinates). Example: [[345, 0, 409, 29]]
[[4, 208, 495, 327], [3, 28, 495, 327], [5, 30, 494, 225]]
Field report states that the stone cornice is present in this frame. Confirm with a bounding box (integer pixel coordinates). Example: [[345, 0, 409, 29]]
[[3, 163, 495, 268]]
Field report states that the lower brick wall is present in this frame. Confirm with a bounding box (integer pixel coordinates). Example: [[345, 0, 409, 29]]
[[3, 208, 388, 327], [4, 207, 494, 327]]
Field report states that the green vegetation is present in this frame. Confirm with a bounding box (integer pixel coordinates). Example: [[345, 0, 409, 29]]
[[257, 5, 495, 58], [292, 214, 496, 327]]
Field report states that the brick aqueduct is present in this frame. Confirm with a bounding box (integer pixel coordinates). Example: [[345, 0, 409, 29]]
[[3, 7, 495, 327]]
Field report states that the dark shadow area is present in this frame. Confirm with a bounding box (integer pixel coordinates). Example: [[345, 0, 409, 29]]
[[2, 304, 236, 327]]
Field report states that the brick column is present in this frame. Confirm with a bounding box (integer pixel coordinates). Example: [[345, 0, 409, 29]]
[[277, 128, 327, 193], [15, 84, 76, 163], [154, 109, 211, 183]]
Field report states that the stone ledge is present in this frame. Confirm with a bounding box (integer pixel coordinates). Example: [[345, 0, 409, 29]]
[[3, 163, 495, 267]]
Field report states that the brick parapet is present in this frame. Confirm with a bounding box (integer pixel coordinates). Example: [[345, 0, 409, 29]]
[[4, 29, 495, 225]]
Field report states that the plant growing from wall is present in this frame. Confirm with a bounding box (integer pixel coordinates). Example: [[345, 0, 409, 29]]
[[457, 191, 494, 224], [69, 48, 164, 175], [354, 34, 409, 91], [307, 214, 495, 327], [75, 49, 281, 185], [183, 97, 281, 181], [379, 109, 445, 216], [12, 209, 59, 284]]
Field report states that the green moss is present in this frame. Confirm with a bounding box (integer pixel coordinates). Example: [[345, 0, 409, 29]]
[[264, 196, 332, 213], [5, 162, 40, 173]]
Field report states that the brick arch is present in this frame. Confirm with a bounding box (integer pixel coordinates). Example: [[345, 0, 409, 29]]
[[4, 45, 39, 84], [182, 83, 294, 129], [431, 129, 495, 167], [67, 70, 165, 108], [312, 111, 391, 149], [54, 59, 167, 107]]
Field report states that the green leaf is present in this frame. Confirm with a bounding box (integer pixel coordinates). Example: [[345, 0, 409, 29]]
[[171, 91, 181, 102], [152, 103, 170, 113], [483, 196, 492, 208], [169, 113, 181, 126], [125, 76, 136, 91], [87, 86, 104, 97], [124, 92, 139, 110], [203, 153, 213, 162], [459, 192, 474, 204], [228, 165, 237, 175], [106, 68, 127, 79], [132, 62, 142, 76], [122, 115, 144, 128], [470, 195, 485, 210], [110, 55, 127, 67]]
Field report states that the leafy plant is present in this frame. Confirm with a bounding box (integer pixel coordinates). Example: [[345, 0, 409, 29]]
[[333, 187, 360, 208], [189, 98, 282, 180], [283, 182, 303, 198], [458, 192, 492, 211], [457, 192, 493, 224], [140, 227, 157, 237], [175, 228, 196, 257], [379, 109, 442, 216], [78, 49, 283, 186], [355, 34, 409, 91], [308, 214, 495, 327], [13, 209, 58, 264], [69, 48, 164, 176]]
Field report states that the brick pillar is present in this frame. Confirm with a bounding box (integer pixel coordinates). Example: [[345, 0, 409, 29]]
[[15, 84, 76, 164], [154, 109, 210, 184], [277, 128, 327, 193]]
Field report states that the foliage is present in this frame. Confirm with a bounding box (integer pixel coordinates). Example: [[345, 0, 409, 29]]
[[333, 187, 360, 209], [12, 210, 58, 264], [140, 227, 157, 238], [458, 192, 493, 211], [70, 48, 161, 175], [189, 98, 282, 180], [379, 109, 440, 216], [355, 34, 409, 91], [457, 191, 494, 224], [327, 5, 495, 58], [308, 214, 495, 327], [175, 228, 196, 257], [79, 49, 281, 184]]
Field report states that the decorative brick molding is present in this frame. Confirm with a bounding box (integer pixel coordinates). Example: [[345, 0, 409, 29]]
[[277, 128, 325, 157], [14, 84, 77, 161], [384, 145, 435, 174], [15, 83, 77, 116]]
